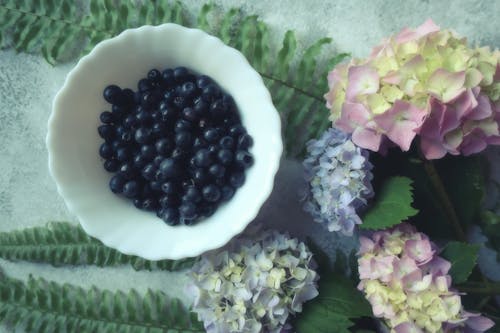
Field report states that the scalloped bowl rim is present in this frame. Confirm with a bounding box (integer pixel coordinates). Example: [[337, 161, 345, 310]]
[[47, 23, 282, 260]]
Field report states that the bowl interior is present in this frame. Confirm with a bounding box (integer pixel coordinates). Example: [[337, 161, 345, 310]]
[[48, 24, 282, 260]]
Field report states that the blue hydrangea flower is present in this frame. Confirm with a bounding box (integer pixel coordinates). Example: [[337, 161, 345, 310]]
[[303, 128, 374, 235]]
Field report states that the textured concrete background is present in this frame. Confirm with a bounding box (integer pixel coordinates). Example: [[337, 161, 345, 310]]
[[0, 0, 499, 331]]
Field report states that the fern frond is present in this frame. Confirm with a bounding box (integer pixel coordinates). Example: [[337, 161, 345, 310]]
[[0, 222, 197, 271], [0, 0, 85, 63], [0, 273, 204, 332]]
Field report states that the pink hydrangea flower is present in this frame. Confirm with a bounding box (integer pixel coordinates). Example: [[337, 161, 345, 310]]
[[357, 223, 494, 333], [325, 19, 500, 159]]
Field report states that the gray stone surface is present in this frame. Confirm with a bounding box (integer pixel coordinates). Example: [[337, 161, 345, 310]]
[[0, 0, 499, 331]]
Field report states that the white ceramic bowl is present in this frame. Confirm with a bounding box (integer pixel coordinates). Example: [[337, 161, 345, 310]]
[[47, 23, 282, 260]]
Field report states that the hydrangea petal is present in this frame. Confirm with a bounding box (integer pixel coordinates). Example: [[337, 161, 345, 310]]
[[346, 64, 380, 101], [427, 69, 466, 103]]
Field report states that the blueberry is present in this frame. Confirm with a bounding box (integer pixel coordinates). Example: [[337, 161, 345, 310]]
[[203, 128, 220, 143], [111, 104, 126, 119], [99, 143, 114, 159], [136, 111, 153, 125], [155, 169, 167, 182], [123, 114, 138, 129], [142, 163, 157, 181], [221, 185, 235, 202], [171, 147, 188, 162], [161, 69, 175, 86], [159, 195, 179, 208], [198, 118, 210, 130], [133, 154, 148, 169], [175, 131, 193, 149], [202, 184, 221, 203], [100, 111, 113, 124], [140, 145, 156, 160], [138, 78, 152, 92], [160, 106, 178, 122], [193, 168, 209, 186], [159, 207, 179, 225], [229, 124, 245, 137], [141, 198, 156, 211], [121, 88, 135, 105], [235, 150, 254, 168], [208, 144, 218, 154], [133, 91, 142, 104], [151, 111, 162, 123], [116, 147, 132, 162], [98, 125, 114, 140], [179, 202, 197, 220], [183, 186, 202, 203], [140, 91, 158, 108], [152, 122, 166, 137], [111, 140, 121, 151], [163, 89, 176, 103], [201, 84, 221, 102], [119, 162, 136, 180], [199, 203, 216, 218], [194, 149, 212, 168], [103, 85, 122, 104], [109, 175, 126, 193], [237, 133, 254, 150], [209, 99, 226, 119], [193, 99, 209, 114], [103, 159, 119, 172], [134, 127, 153, 144], [150, 180, 162, 191], [180, 82, 197, 98], [173, 96, 187, 109], [159, 158, 181, 178], [155, 138, 175, 156], [120, 131, 133, 144], [217, 149, 233, 165], [193, 137, 208, 149], [122, 181, 139, 198], [229, 171, 245, 188], [196, 75, 212, 89], [173, 67, 189, 82], [147, 69, 161, 82], [153, 155, 164, 166], [208, 164, 225, 178], [161, 181, 178, 195], [219, 136, 234, 149], [133, 198, 143, 209], [182, 107, 199, 122], [175, 119, 193, 132]]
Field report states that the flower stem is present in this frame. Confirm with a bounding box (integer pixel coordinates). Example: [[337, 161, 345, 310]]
[[422, 159, 467, 242]]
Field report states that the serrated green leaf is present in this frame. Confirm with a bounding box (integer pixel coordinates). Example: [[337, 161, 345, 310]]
[[294, 273, 371, 333], [361, 176, 418, 230], [441, 241, 480, 283]]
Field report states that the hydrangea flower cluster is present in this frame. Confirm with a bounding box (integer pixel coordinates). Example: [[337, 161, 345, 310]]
[[303, 128, 374, 235], [187, 230, 319, 333], [325, 19, 500, 159], [357, 223, 494, 333]]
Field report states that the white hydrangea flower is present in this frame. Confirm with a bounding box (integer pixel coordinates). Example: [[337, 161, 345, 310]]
[[187, 230, 319, 333], [303, 127, 374, 235]]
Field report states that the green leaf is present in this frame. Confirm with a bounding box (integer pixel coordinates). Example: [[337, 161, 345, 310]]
[[0, 222, 197, 271], [0, 273, 205, 332], [294, 273, 372, 333], [441, 241, 480, 284], [360, 176, 418, 230]]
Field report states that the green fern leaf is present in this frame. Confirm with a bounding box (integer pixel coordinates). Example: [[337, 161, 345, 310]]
[[197, 3, 214, 33], [0, 274, 204, 332], [0, 222, 197, 271]]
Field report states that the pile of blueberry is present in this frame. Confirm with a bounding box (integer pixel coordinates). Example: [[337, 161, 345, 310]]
[[98, 67, 254, 226]]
